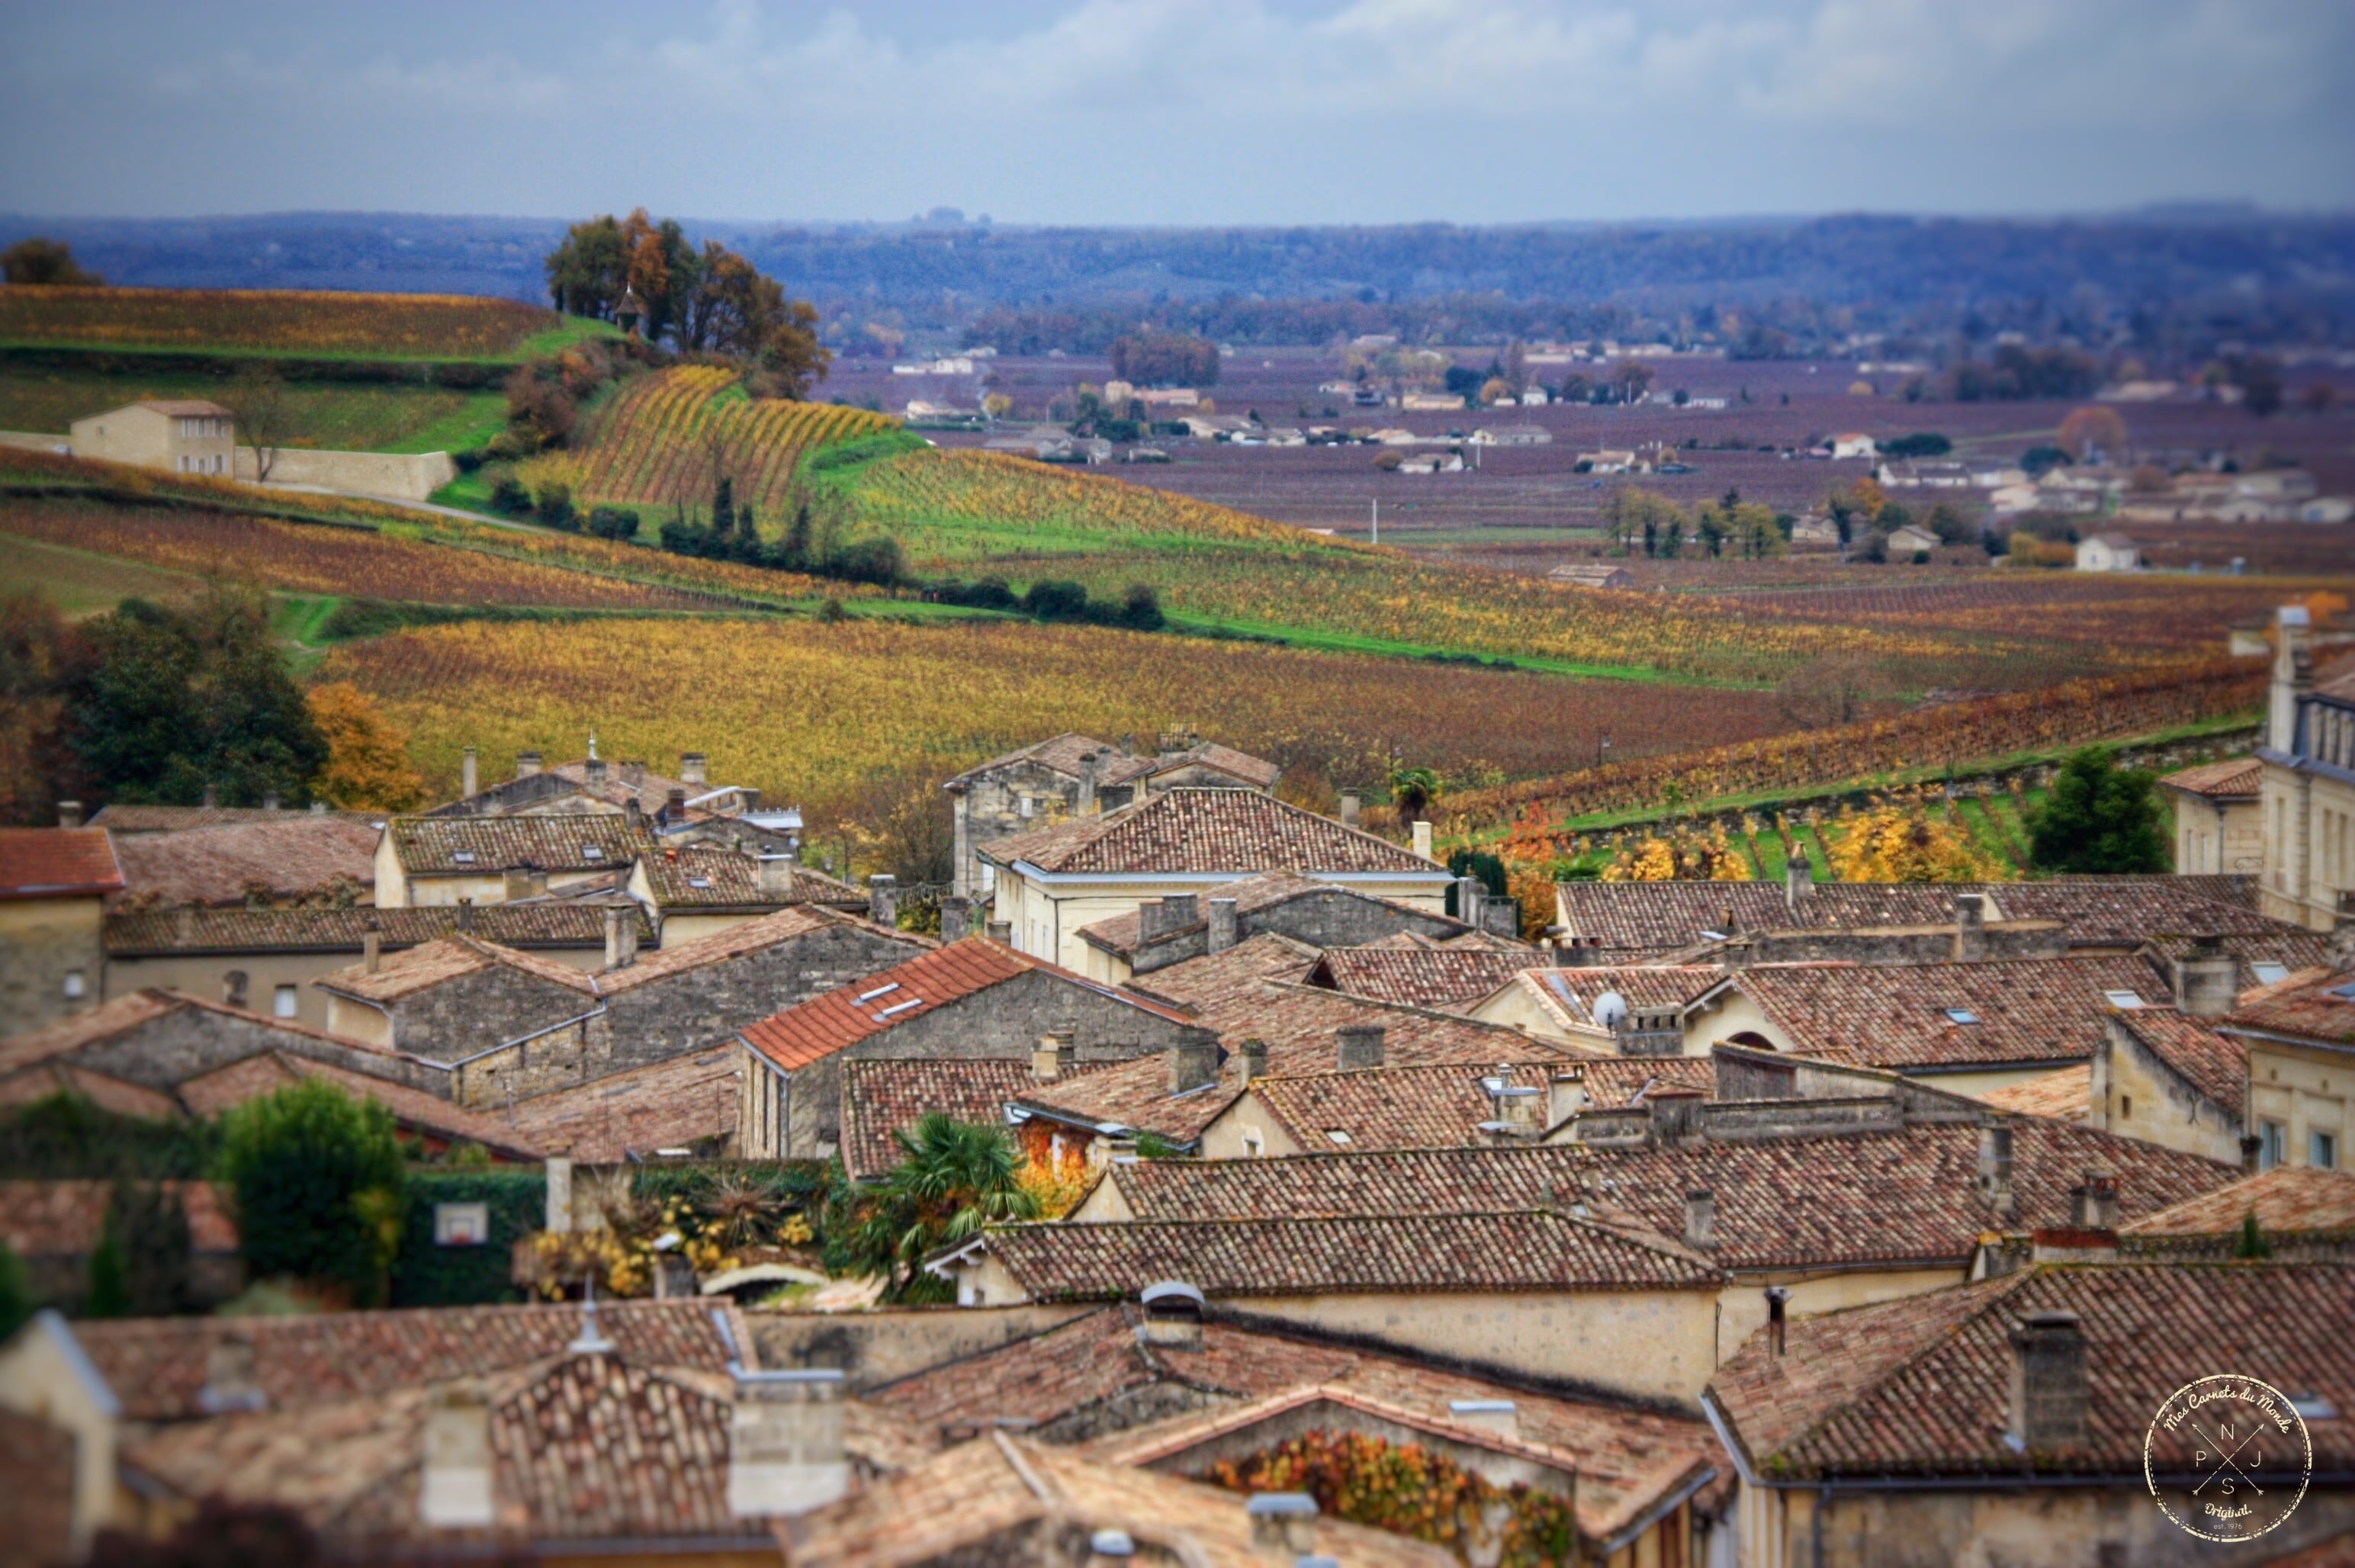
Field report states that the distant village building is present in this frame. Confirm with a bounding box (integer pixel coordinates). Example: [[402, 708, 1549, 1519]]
[[1574, 449, 1639, 474], [1467, 425, 1550, 447], [1875, 460, 1971, 489], [2074, 532, 2141, 572], [0, 828, 123, 1030], [1790, 512, 1841, 548], [1828, 432, 1877, 461], [2158, 756, 2265, 875], [69, 400, 233, 476], [1399, 391, 1465, 412], [1548, 564, 1635, 590], [1884, 522, 1942, 557]]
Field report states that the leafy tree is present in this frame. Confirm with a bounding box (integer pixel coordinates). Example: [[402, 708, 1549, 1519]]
[[1022, 580, 1090, 620], [227, 365, 291, 482], [1881, 432, 1952, 458], [1608, 359, 1653, 403], [779, 503, 813, 570], [1924, 501, 1978, 545], [307, 683, 426, 811], [2, 236, 102, 286], [217, 1081, 406, 1307], [1110, 332, 1219, 387], [2021, 444, 2071, 477], [488, 476, 533, 516], [535, 482, 577, 531], [1387, 763, 1441, 821], [1118, 583, 1165, 631], [0, 593, 92, 824], [1828, 807, 2009, 883], [67, 593, 326, 809], [847, 1115, 1037, 1300], [2056, 406, 2129, 464], [2029, 747, 2169, 874], [587, 505, 640, 541]]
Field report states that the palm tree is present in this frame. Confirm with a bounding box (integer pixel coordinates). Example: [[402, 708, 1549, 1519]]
[[853, 1115, 1039, 1299], [1387, 763, 1441, 822]]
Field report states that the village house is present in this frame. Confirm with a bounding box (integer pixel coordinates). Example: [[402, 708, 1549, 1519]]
[[430, 747, 766, 822], [736, 936, 1213, 1160], [2116, 1165, 2355, 1260], [625, 842, 866, 945], [2258, 605, 2355, 930], [984, 789, 1448, 973], [1467, 424, 1550, 446], [2223, 960, 2355, 1171], [2086, 1004, 2248, 1165], [2074, 531, 2141, 571], [2158, 754, 2265, 874], [1465, 964, 1721, 1049], [1547, 562, 1636, 589], [837, 1057, 1051, 1183], [1574, 448, 1640, 474], [373, 813, 655, 908], [1827, 432, 1876, 460], [1703, 1263, 2355, 1566], [1071, 868, 1482, 985], [68, 399, 233, 475], [1883, 521, 1942, 556], [1874, 458, 1972, 489], [0, 827, 123, 1030], [944, 731, 1280, 901]]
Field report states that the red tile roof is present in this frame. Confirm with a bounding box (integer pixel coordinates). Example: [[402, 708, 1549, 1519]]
[[2157, 755, 2264, 799], [104, 902, 643, 956], [840, 1057, 1044, 1182], [0, 1060, 185, 1120], [88, 804, 385, 834], [0, 1407, 75, 1568], [109, 817, 378, 908], [2120, 1167, 2355, 1238], [0, 987, 398, 1077], [632, 843, 864, 911], [498, 1046, 738, 1162], [599, 904, 924, 994], [175, 1050, 545, 1159], [946, 732, 1161, 790], [1707, 1264, 2355, 1479], [0, 827, 122, 899], [2225, 965, 2355, 1046], [740, 937, 1194, 1073], [2109, 1007, 2247, 1116], [1974, 1065, 2092, 1122], [384, 814, 653, 876], [1305, 946, 1531, 1008], [985, 789, 1441, 876], [1078, 870, 1470, 959]]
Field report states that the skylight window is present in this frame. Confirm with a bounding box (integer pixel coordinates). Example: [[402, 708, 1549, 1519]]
[[1944, 1008, 1981, 1025], [1324, 1129, 1354, 1145], [581, 844, 604, 861], [2290, 1393, 2341, 1421], [872, 997, 924, 1021], [686, 877, 712, 889], [451, 850, 476, 864], [2104, 990, 2146, 1009], [2251, 962, 2289, 985]]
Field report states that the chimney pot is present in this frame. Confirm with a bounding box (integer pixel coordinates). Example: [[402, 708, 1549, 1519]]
[[2074, 1170, 2120, 1230], [2171, 937, 2239, 1018], [1033, 1030, 1074, 1083], [2009, 1310, 2088, 1450], [585, 758, 608, 789], [1238, 1037, 1268, 1081], [867, 874, 898, 928], [461, 747, 479, 798], [362, 920, 383, 975], [1454, 876, 1486, 929], [1169, 1030, 1222, 1094], [986, 920, 1013, 944], [1206, 895, 1239, 953], [1412, 819, 1433, 860], [625, 798, 644, 831], [728, 1369, 850, 1518], [56, 801, 83, 829], [1784, 855, 1813, 908], [757, 852, 796, 902], [1977, 1124, 2017, 1219], [1684, 1188, 1717, 1250], [680, 752, 708, 788], [420, 1382, 495, 1527], [1547, 1069, 1586, 1127], [1078, 750, 1101, 815], [516, 750, 544, 780], [603, 905, 625, 970], [940, 895, 973, 943], [665, 787, 688, 825], [1339, 792, 1361, 827], [1335, 1023, 1385, 1071]]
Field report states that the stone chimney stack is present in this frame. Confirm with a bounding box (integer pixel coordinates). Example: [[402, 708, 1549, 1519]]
[[1246, 1494, 1319, 1557], [1339, 793, 1361, 828], [1977, 1124, 2017, 1219], [1412, 820, 1433, 860], [1547, 1067, 1586, 1127], [420, 1382, 495, 1527], [2074, 1171, 2120, 1230], [665, 788, 688, 827], [987, 920, 1013, 944], [222, 970, 249, 1009], [362, 917, 382, 975], [604, 906, 627, 970], [516, 750, 543, 780], [939, 895, 973, 943], [1335, 1023, 1385, 1071], [56, 801, 82, 829], [680, 752, 708, 788], [455, 898, 476, 935], [1765, 1287, 1790, 1356], [1954, 892, 1989, 962], [1784, 854, 1813, 911], [1206, 896, 1239, 954], [867, 875, 898, 928], [262, 792, 280, 813], [625, 798, 644, 833], [757, 853, 796, 902], [1683, 1189, 1717, 1251], [200, 1333, 265, 1412], [461, 747, 478, 799], [1455, 877, 1486, 930], [1169, 1031, 1222, 1094], [1032, 1030, 1074, 1083], [585, 757, 609, 790], [1078, 751, 1101, 815], [2171, 937, 2240, 1018], [2008, 1311, 2088, 1450], [728, 1369, 850, 1518], [2271, 604, 2315, 755], [1237, 1037, 1267, 1081]]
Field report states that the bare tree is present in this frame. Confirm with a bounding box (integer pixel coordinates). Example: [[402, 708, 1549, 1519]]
[[229, 366, 291, 483]]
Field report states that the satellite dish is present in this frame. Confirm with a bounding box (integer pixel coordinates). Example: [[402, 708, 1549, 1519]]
[[1592, 990, 1628, 1028]]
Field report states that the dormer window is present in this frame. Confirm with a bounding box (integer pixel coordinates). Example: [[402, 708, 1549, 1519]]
[[1944, 1008, 1980, 1025], [2103, 990, 2146, 1009], [451, 850, 477, 864], [2251, 962, 2289, 985]]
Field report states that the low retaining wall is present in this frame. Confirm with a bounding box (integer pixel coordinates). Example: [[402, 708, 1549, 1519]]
[[0, 431, 69, 455], [236, 445, 456, 503]]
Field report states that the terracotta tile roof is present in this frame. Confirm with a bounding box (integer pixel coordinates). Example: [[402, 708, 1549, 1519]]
[[316, 933, 602, 1004], [1171, 741, 1284, 790], [2157, 755, 2264, 798], [1305, 946, 1531, 1008], [1246, 1058, 1713, 1152], [133, 398, 234, 416], [2225, 965, 2355, 1046], [1120, 930, 1323, 1010], [972, 1210, 1722, 1301], [948, 731, 1159, 790], [1698, 956, 2170, 1072], [0, 1180, 236, 1257], [0, 1059, 185, 1120], [840, 1058, 1039, 1182], [497, 1046, 738, 1162], [1078, 870, 1470, 959], [109, 817, 380, 908], [1087, 1121, 2237, 1273], [66, 1299, 744, 1423], [1707, 1264, 2355, 1480], [1479, 965, 1721, 1033], [1557, 876, 2284, 954], [1974, 1065, 2092, 1122], [0, 826, 123, 899], [2121, 1167, 2355, 1238], [2143, 929, 2340, 990], [88, 803, 385, 834], [2110, 1007, 2247, 1116], [984, 789, 1441, 876], [0, 1406, 75, 1568], [869, 1308, 1716, 1550], [0, 987, 397, 1077], [633, 844, 864, 911], [782, 1430, 1455, 1568], [741, 937, 1194, 1074], [174, 1051, 545, 1160], [103, 901, 640, 956], [599, 904, 924, 995], [384, 814, 654, 876]]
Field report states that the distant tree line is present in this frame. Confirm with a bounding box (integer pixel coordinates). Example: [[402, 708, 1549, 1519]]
[[1109, 332, 1219, 387], [2, 236, 102, 286]]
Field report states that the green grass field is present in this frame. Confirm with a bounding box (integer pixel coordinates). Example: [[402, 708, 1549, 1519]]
[[0, 367, 508, 454], [8, 533, 202, 615]]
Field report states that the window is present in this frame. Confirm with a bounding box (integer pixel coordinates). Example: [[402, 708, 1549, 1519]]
[[63, 969, 87, 1000], [451, 850, 477, 864], [433, 1203, 490, 1246], [272, 985, 299, 1019], [2119, 1094, 2133, 1120], [2315, 1131, 2341, 1171], [1943, 1008, 1981, 1025], [2103, 990, 2146, 1010], [2251, 962, 2290, 986], [581, 844, 604, 861], [2259, 1120, 2286, 1170], [1324, 1129, 1353, 1146]]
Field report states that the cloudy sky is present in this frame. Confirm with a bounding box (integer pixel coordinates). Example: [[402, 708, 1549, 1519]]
[[3, 0, 2347, 223]]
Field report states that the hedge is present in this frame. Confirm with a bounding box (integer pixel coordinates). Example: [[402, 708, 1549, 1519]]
[[391, 1169, 545, 1308]]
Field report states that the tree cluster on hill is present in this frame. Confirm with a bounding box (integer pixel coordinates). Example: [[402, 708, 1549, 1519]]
[[1944, 344, 2103, 402], [2, 236, 102, 286], [1600, 487, 1787, 560], [1109, 331, 1219, 387], [543, 208, 829, 397]]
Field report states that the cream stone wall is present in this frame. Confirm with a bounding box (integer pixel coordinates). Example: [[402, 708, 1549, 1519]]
[[653, 911, 758, 946], [0, 895, 104, 1031], [235, 445, 455, 503], [1685, 990, 1786, 1056], [2247, 1038, 2350, 1171], [1711, 1267, 1965, 1363], [2170, 791, 2263, 876], [2259, 763, 2355, 931], [1197, 1090, 1309, 1159], [69, 404, 233, 474], [0, 1315, 124, 1556], [2088, 1024, 2245, 1164]]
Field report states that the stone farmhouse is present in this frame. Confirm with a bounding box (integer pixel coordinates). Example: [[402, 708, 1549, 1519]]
[[0, 827, 122, 1031], [2259, 604, 2355, 930], [2159, 753, 2265, 875], [68, 399, 233, 476]]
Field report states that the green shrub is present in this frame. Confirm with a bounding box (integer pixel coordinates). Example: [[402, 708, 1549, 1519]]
[[217, 1081, 406, 1307], [391, 1170, 544, 1308], [535, 482, 577, 531], [488, 475, 532, 516], [587, 505, 640, 541], [105, 1180, 193, 1316]]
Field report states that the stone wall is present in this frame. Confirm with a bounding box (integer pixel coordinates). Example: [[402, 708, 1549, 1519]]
[[236, 445, 457, 503], [384, 965, 593, 1066], [0, 898, 104, 1033], [745, 1303, 1094, 1392], [1129, 886, 1467, 976], [600, 924, 920, 1078]]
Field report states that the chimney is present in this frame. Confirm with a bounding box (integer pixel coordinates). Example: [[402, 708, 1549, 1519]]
[[1765, 1287, 1790, 1356], [2074, 1171, 2119, 1230], [625, 798, 644, 832], [516, 750, 544, 780], [310, 801, 325, 815], [1335, 1023, 1385, 1071], [1137, 1280, 1206, 1350], [604, 905, 626, 970], [1032, 1031, 1073, 1083], [1683, 1189, 1717, 1251], [544, 1156, 573, 1235], [620, 760, 646, 792], [1078, 751, 1101, 815], [362, 918, 382, 975], [680, 752, 708, 788], [259, 792, 280, 814], [455, 898, 475, 934], [201, 783, 218, 808], [1247, 1494, 1319, 1557], [1977, 1124, 2016, 1219], [987, 920, 1013, 944], [940, 896, 973, 943], [56, 801, 82, 829], [1412, 820, 1433, 860], [2171, 937, 2239, 1018], [1237, 1037, 1268, 1081], [1547, 1067, 1586, 1127], [728, 1369, 850, 1518], [222, 970, 249, 1010], [868, 875, 898, 928], [1140, 893, 1200, 946], [461, 747, 478, 798], [1169, 1031, 1222, 1094], [1954, 893, 1988, 962], [420, 1382, 495, 1527], [504, 866, 548, 902], [198, 1334, 265, 1412], [1339, 792, 1361, 827], [2270, 605, 2315, 755], [1206, 896, 1239, 954], [666, 788, 688, 826], [2008, 1311, 2088, 1450], [757, 853, 797, 901], [585, 757, 609, 790], [1492, 1083, 1544, 1134], [1784, 854, 1813, 910], [1454, 876, 1486, 930], [1447, 1399, 1518, 1438]]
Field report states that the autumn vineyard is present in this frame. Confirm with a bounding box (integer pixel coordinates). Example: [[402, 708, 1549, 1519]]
[[0, 285, 567, 358]]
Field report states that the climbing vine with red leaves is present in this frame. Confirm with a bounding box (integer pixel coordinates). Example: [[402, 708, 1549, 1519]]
[[1208, 1430, 1580, 1566]]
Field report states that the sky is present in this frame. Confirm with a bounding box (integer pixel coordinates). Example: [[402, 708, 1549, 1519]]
[[3, 0, 2349, 225]]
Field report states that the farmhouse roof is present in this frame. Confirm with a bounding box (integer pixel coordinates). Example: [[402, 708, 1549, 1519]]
[[960, 1209, 1724, 1302], [383, 814, 654, 876], [2223, 965, 2355, 1047], [1972, 1064, 2091, 1122], [1245, 1057, 1711, 1153], [632, 844, 863, 911], [315, 933, 602, 1005], [0, 1060, 184, 1121], [1081, 1121, 2235, 1274], [0, 827, 123, 900], [2119, 1166, 2355, 1238], [104, 902, 643, 956], [1705, 1264, 2355, 1481], [495, 1046, 737, 1163], [109, 816, 380, 908], [982, 789, 1440, 876], [2140, 929, 2337, 990], [596, 904, 924, 996], [2157, 756, 2263, 800], [840, 1058, 1046, 1182], [1303, 946, 1532, 1009], [2109, 1007, 2246, 1117], [739, 937, 1193, 1073]]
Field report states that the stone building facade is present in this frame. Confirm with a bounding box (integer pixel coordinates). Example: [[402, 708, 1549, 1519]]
[[2258, 604, 2355, 930], [0, 828, 123, 1033]]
